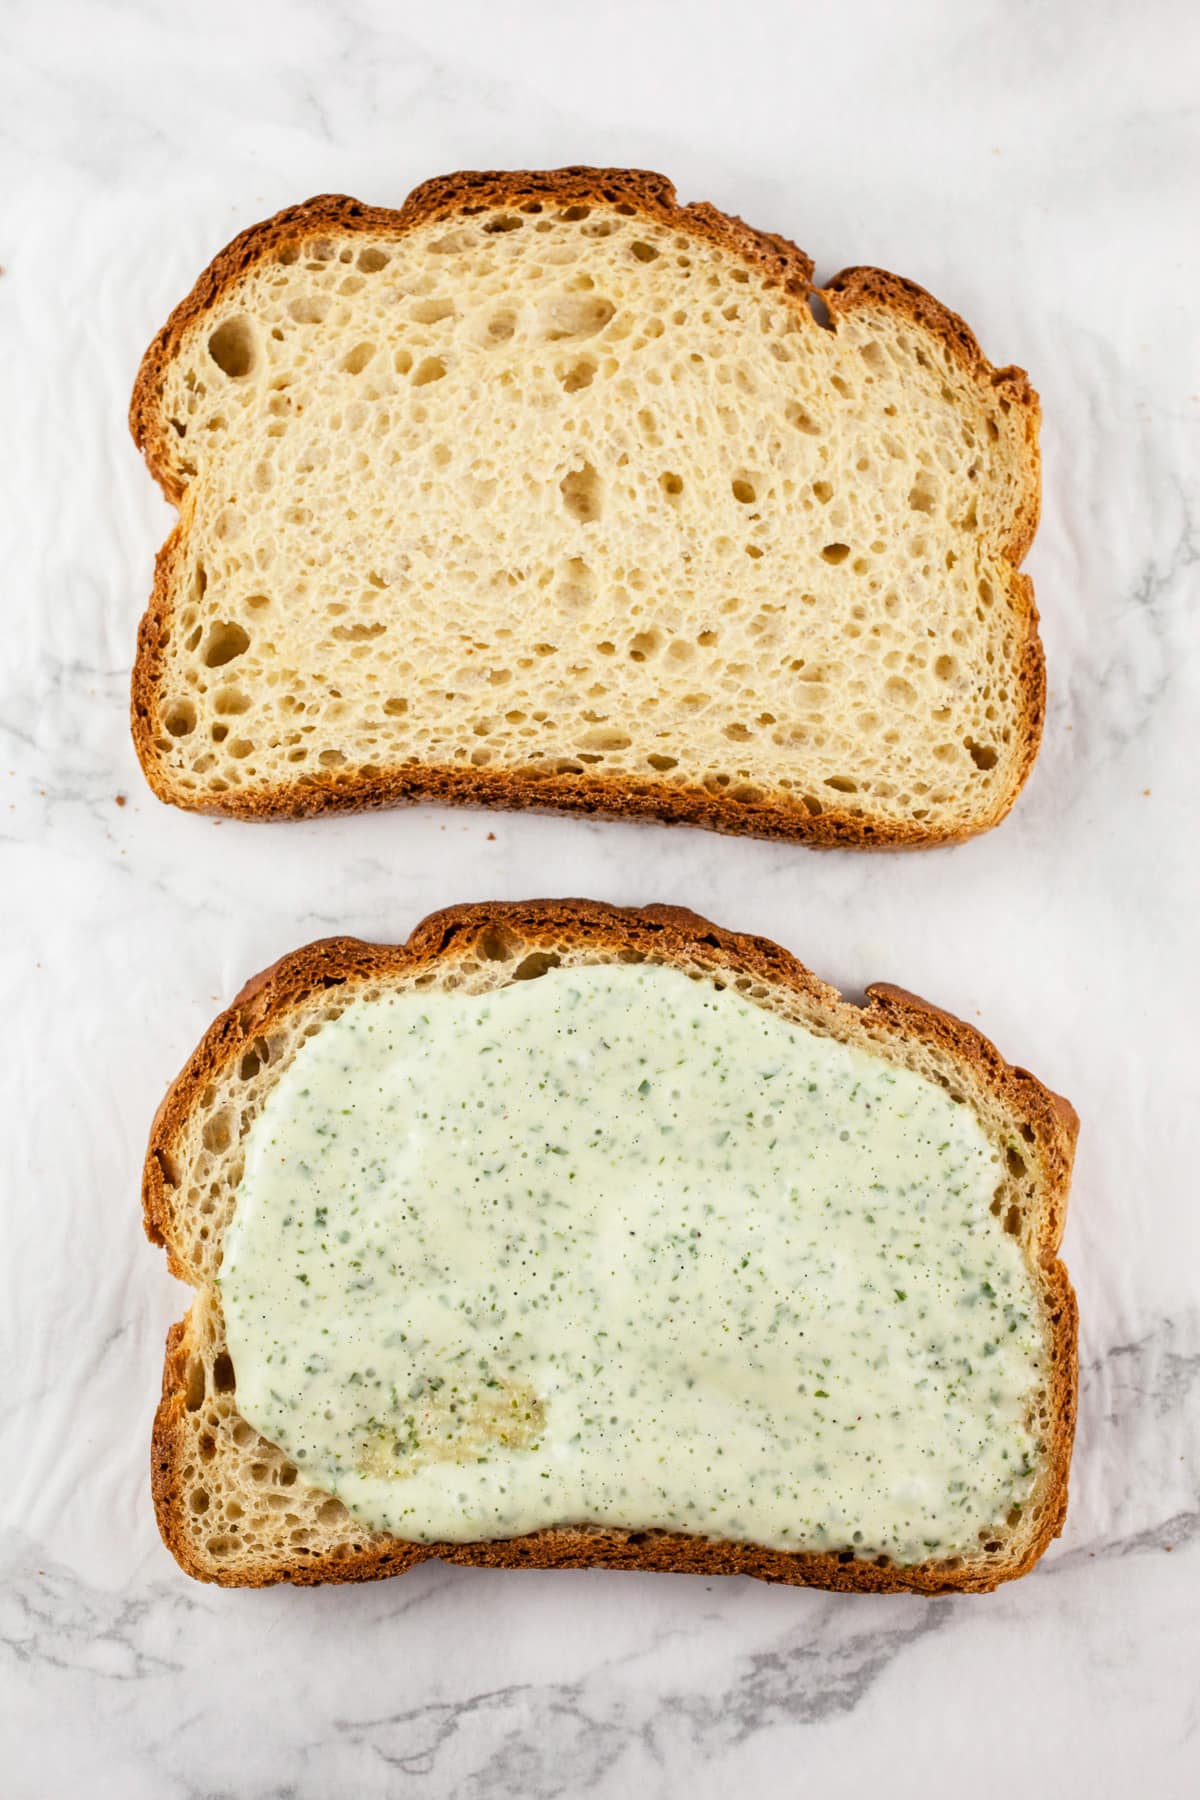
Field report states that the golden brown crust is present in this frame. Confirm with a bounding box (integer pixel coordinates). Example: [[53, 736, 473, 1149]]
[[128, 167, 1045, 848], [145, 899, 1078, 1592]]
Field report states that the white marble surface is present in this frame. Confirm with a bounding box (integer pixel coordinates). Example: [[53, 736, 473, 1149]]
[[2, 0, 1198, 1793]]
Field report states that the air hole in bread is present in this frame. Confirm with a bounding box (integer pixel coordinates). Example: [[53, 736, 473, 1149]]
[[202, 1112, 232, 1154], [558, 558, 595, 609], [242, 1037, 271, 1080], [476, 925, 516, 962], [560, 461, 602, 523], [341, 342, 376, 375], [807, 292, 834, 331], [332, 621, 387, 643], [966, 739, 997, 771], [164, 698, 197, 737], [203, 622, 251, 668], [731, 478, 757, 505], [477, 309, 516, 347], [885, 677, 917, 708], [785, 402, 820, 434], [212, 689, 252, 722], [582, 726, 632, 750], [821, 542, 851, 564], [540, 293, 614, 342], [412, 356, 446, 387], [512, 951, 562, 981], [288, 295, 329, 325], [155, 1148, 180, 1190], [560, 357, 595, 392], [629, 630, 660, 662], [208, 317, 257, 379], [411, 298, 455, 324], [184, 1359, 205, 1411]]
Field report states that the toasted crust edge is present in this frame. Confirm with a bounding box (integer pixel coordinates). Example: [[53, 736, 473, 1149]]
[[128, 166, 1044, 848], [145, 899, 1078, 1593]]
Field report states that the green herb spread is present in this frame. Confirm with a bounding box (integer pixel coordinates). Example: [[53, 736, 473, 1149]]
[[219, 964, 1045, 1560]]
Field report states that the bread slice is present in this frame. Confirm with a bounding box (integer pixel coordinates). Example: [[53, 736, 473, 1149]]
[[144, 900, 1077, 1592], [130, 167, 1043, 847]]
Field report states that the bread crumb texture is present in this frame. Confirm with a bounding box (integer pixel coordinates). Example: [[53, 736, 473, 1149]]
[[146, 902, 1076, 1590], [132, 171, 1042, 843]]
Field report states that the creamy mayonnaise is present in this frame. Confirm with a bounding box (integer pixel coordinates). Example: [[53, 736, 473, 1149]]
[[219, 964, 1045, 1560]]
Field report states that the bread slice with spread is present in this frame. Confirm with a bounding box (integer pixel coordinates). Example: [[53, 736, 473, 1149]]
[[144, 900, 1077, 1592]]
